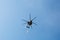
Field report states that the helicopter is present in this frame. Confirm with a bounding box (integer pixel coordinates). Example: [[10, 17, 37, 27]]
[[22, 13, 37, 29]]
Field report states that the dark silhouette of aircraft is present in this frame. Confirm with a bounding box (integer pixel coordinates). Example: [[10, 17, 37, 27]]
[[22, 13, 37, 29]]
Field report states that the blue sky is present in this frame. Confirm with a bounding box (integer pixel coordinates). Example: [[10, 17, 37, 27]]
[[0, 0, 60, 40]]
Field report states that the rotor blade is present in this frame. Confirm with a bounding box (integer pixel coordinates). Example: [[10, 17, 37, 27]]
[[32, 17, 36, 21], [29, 13, 31, 20], [23, 23, 26, 25], [22, 19, 27, 22], [32, 22, 37, 25]]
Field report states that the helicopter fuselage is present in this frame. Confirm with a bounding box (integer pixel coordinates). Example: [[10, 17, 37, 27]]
[[27, 20, 32, 26]]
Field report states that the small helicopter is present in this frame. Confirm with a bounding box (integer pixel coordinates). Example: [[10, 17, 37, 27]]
[[22, 13, 37, 29], [22, 13, 37, 32]]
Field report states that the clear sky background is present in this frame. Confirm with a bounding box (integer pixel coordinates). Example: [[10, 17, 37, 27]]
[[0, 0, 60, 40]]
